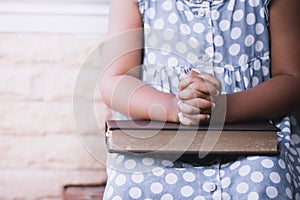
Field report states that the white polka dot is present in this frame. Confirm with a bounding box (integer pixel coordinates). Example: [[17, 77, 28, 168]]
[[150, 182, 163, 194], [261, 159, 274, 168], [278, 158, 285, 169], [219, 20, 230, 31], [188, 37, 199, 48], [147, 52, 156, 64], [180, 24, 191, 35], [229, 43, 240, 56], [161, 44, 171, 55], [167, 57, 178, 67], [256, 23, 265, 35], [165, 173, 178, 184], [230, 27, 242, 40], [163, 29, 174, 40], [205, 33, 213, 44], [176, 1, 185, 11], [286, 188, 293, 199], [184, 11, 194, 21], [148, 35, 157, 46], [227, 0, 234, 10], [262, 66, 269, 76], [109, 169, 117, 181], [194, 196, 205, 200], [225, 74, 232, 85], [181, 186, 194, 197], [203, 182, 217, 193], [249, 0, 259, 7], [183, 172, 196, 182], [235, 71, 241, 82], [162, 160, 174, 167], [154, 19, 165, 29], [106, 186, 114, 198], [176, 42, 187, 54], [205, 47, 214, 57], [187, 53, 198, 64], [152, 167, 165, 176], [112, 195, 122, 200], [214, 52, 223, 63], [193, 22, 205, 34], [203, 169, 216, 177], [131, 172, 144, 184], [238, 54, 248, 66], [244, 76, 249, 88], [124, 159, 137, 169], [116, 155, 124, 164], [260, 7, 265, 18], [266, 186, 278, 198], [245, 34, 255, 46], [246, 13, 256, 25], [214, 35, 224, 47], [269, 172, 281, 184], [221, 177, 231, 189], [248, 192, 259, 200], [222, 192, 231, 200], [168, 12, 178, 24], [211, 10, 220, 20], [115, 174, 126, 186], [286, 172, 292, 184], [146, 8, 156, 19], [129, 187, 142, 199], [233, 10, 244, 21], [161, 194, 174, 200], [253, 59, 261, 70], [162, 0, 173, 11], [251, 171, 264, 183], [252, 76, 259, 86], [255, 41, 264, 52], [236, 182, 249, 194], [239, 165, 251, 176], [230, 161, 241, 170]]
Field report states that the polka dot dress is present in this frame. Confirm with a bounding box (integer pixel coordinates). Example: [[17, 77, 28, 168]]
[[104, 0, 300, 199]]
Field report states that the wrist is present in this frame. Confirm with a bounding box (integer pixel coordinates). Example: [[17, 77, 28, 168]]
[[167, 94, 180, 123]]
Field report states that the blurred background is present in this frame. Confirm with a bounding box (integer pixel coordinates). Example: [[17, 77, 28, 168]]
[[0, 0, 110, 199]]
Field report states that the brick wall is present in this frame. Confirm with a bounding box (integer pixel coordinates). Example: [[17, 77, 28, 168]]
[[0, 33, 109, 199]]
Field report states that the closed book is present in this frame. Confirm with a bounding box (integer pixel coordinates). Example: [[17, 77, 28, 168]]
[[105, 120, 280, 155]]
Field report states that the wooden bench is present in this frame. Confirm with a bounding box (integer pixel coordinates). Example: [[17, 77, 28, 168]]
[[63, 184, 106, 200]]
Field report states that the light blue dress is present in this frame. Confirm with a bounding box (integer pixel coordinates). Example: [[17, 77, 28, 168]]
[[104, 0, 300, 199]]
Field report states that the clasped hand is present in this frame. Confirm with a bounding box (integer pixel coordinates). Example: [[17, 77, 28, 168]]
[[177, 70, 222, 125]]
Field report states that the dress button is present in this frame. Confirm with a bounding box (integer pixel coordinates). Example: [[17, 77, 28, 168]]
[[202, 54, 210, 62], [198, 9, 206, 17], [203, 182, 217, 192]]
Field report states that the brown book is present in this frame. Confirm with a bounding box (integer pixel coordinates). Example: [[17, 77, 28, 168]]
[[105, 120, 280, 155]]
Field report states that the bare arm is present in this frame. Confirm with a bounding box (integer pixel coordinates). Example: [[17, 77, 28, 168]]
[[99, 0, 179, 122], [223, 0, 300, 122]]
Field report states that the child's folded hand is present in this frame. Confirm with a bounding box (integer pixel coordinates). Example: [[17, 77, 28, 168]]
[[177, 70, 222, 125]]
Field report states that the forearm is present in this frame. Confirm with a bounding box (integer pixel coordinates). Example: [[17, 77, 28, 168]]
[[220, 74, 300, 122], [100, 75, 179, 122]]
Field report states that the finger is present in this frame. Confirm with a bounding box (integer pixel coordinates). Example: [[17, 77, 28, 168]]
[[183, 98, 216, 111], [178, 101, 200, 115], [178, 70, 204, 90], [188, 80, 220, 97], [200, 74, 222, 93], [177, 88, 212, 101], [178, 112, 199, 126], [178, 112, 210, 126]]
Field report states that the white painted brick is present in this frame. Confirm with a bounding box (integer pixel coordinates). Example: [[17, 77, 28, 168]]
[[0, 169, 107, 200], [0, 33, 104, 69], [0, 101, 111, 135], [0, 134, 107, 170]]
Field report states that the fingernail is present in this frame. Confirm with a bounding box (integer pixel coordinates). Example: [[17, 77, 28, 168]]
[[177, 100, 182, 106], [178, 112, 182, 120], [207, 114, 211, 119], [212, 103, 216, 109]]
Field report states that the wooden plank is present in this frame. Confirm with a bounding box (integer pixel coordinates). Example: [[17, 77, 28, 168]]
[[63, 184, 106, 200]]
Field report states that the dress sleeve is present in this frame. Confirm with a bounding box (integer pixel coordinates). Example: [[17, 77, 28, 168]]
[[264, 0, 272, 23], [135, 0, 145, 16]]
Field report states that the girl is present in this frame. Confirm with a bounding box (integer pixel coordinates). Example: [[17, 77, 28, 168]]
[[100, 0, 300, 199]]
